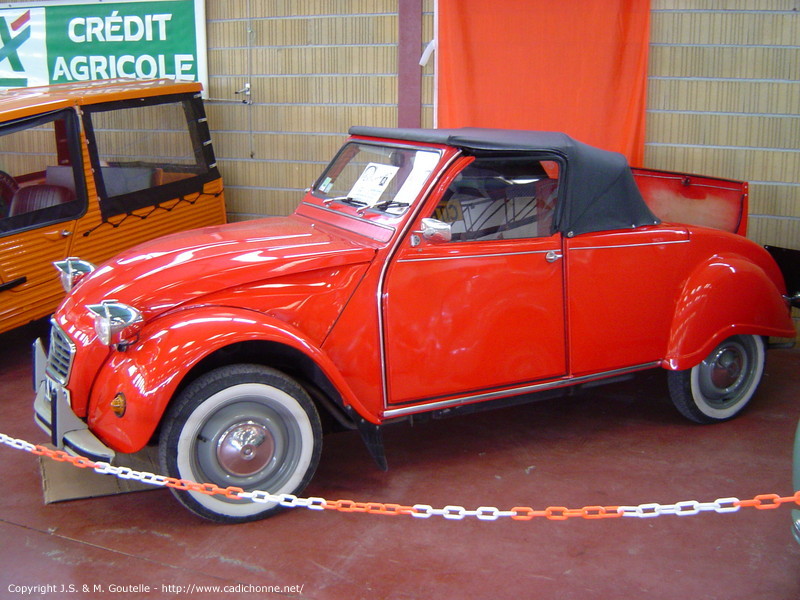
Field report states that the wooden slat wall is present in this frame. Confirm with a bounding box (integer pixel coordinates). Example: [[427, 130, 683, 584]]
[[647, 2, 800, 250], [2, 2, 797, 331], [647, 1, 800, 337], [205, 1, 399, 220], [0, 0, 793, 242], [208, 3, 799, 249]]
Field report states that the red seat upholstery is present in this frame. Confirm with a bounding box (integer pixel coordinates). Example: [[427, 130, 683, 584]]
[[8, 185, 75, 217]]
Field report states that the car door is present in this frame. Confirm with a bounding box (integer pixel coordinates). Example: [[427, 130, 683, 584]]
[[382, 155, 567, 407], [0, 109, 86, 333], [564, 226, 692, 375]]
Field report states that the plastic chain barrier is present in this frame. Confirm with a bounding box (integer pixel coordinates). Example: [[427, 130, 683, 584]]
[[3, 432, 799, 521]]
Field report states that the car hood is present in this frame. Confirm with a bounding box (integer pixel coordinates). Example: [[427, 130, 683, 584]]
[[60, 216, 377, 320]]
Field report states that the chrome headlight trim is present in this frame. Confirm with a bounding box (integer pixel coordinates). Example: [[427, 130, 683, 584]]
[[54, 257, 96, 292], [86, 300, 143, 348]]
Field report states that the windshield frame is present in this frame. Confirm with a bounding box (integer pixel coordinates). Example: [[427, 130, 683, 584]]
[[310, 140, 443, 220]]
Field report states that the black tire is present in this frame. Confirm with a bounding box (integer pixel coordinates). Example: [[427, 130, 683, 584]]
[[158, 364, 322, 523], [667, 334, 765, 424]]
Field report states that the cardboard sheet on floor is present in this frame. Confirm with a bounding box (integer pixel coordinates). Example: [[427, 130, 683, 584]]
[[39, 445, 160, 503]]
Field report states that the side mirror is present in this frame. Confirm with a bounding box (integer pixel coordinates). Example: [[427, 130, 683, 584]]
[[414, 218, 452, 245]]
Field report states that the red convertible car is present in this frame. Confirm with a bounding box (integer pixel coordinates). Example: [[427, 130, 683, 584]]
[[33, 127, 797, 522]]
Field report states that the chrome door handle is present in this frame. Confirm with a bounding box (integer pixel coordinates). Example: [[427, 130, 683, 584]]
[[43, 229, 72, 240], [545, 250, 562, 263]]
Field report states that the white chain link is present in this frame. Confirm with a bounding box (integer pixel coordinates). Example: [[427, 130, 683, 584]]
[[0, 431, 773, 521], [93, 461, 172, 486], [0, 433, 36, 452], [616, 497, 742, 518]]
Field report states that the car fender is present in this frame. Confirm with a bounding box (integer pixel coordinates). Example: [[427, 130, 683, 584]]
[[664, 253, 795, 370], [86, 305, 373, 454]]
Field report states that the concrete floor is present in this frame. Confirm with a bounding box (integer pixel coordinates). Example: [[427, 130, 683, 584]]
[[0, 319, 798, 599]]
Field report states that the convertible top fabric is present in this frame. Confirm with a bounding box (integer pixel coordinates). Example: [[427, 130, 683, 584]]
[[349, 126, 660, 237]]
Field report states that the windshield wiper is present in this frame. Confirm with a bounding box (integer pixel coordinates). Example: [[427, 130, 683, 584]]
[[371, 199, 410, 212], [323, 195, 368, 208], [322, 195, 409, 215]]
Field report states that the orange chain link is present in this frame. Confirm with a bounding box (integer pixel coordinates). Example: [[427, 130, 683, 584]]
[[6, 435, 800, 521]]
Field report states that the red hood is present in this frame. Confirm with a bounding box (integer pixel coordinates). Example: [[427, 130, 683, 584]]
[[59, 216, 377, 320]]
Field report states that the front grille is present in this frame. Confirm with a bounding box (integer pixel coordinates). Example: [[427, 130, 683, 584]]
[[46, 322, 75, 384]]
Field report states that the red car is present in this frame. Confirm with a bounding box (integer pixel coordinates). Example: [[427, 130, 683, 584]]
[[33, 128, 796, 522]]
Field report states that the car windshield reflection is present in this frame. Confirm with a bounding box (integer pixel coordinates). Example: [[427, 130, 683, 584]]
[[312, 142, 440, 217]]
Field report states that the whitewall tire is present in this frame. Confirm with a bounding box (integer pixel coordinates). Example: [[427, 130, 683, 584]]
[[667, 335, 766, 424], [158, 364, 322, 523]]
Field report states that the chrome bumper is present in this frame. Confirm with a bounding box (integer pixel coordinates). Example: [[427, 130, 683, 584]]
[[32, 338, 115, 462]]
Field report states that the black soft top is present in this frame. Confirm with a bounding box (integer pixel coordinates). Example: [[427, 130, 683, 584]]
[[349, 126, 659, 236]]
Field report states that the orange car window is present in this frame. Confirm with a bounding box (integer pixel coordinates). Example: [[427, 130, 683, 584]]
[[83, 94, 219, 219], [0, 110, 85, 235]]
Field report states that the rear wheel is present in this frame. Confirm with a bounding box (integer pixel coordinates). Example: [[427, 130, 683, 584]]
[[158, 364, 322, 523], [667, 334, 765, 424]]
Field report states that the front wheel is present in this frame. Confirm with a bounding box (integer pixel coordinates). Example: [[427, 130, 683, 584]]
[[667, 334, 766, 424], [158, 364, 322, 523]]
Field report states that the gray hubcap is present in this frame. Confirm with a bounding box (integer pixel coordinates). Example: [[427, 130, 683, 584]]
[[216, 421, 275, 477], [697, 339, 750, 405]]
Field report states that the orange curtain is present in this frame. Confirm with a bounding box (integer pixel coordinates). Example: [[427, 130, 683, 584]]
[[437, 0, 650, 166]]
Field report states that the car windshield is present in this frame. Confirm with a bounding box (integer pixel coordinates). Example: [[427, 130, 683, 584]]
[[312, 142, 441, 217]]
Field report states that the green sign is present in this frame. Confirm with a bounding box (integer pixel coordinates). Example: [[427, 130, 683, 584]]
[[0, 0, 207, 90]]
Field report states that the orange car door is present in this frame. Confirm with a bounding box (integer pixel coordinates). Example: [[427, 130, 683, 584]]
[[0, 110, 85, 333]]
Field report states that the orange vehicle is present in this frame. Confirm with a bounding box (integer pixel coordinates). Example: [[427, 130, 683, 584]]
[[0, 78, 226, 335]]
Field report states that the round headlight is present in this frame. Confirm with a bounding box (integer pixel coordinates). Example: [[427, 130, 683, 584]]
[[86, 300, 143, 348], [54, 257, 95, 292]]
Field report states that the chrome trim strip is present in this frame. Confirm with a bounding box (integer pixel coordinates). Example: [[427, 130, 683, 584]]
[[377, 150, 464, 409], [397, 248, 556, 263], [570, 239, 690, 251], [382, 362, 660, 418], [401, 238, 688, 260]]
